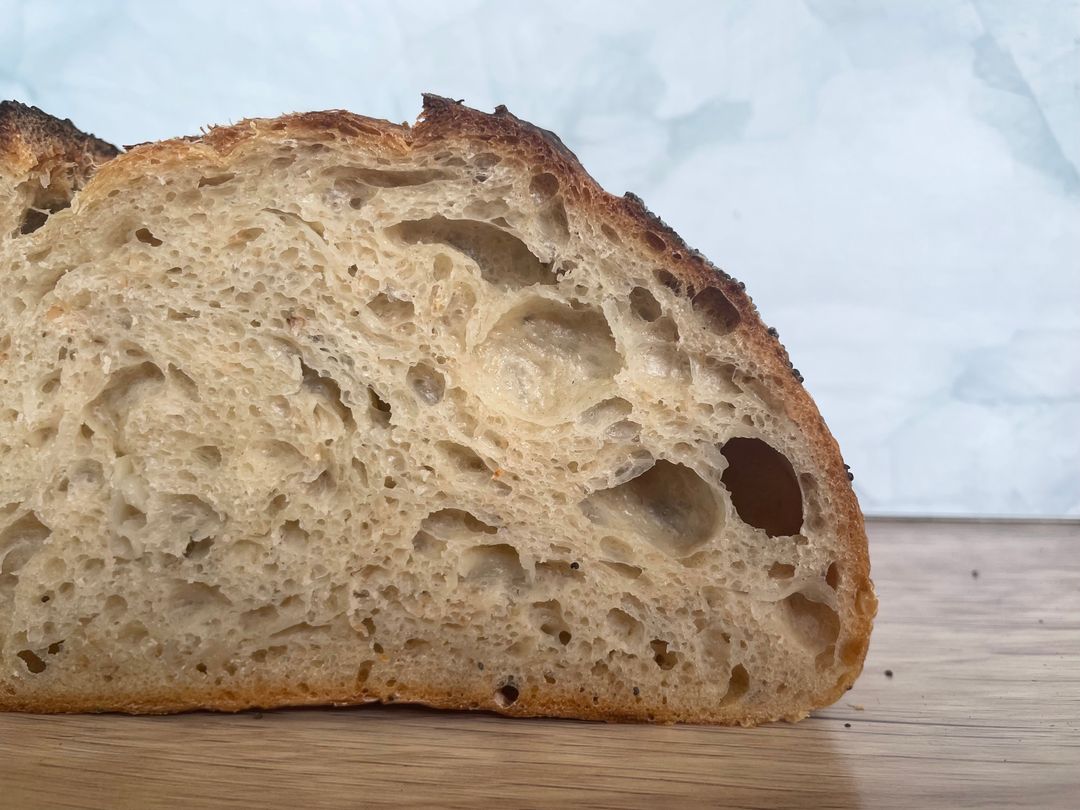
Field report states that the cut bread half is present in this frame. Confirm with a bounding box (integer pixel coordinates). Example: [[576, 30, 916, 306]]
[[0, 96, 875, 724]]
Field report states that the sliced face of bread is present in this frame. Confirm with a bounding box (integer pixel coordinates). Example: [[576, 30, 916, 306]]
[[0, 96, 876, 724]]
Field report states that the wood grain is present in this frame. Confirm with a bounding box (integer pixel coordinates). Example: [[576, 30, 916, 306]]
[[1, 518, 1077, 809]]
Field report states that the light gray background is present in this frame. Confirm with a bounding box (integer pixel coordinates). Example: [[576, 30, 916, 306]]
[[3, 0, 1077, 516]]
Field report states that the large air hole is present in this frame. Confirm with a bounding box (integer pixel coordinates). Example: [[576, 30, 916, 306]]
[[161, 494, 222, 553], [168, 581, 231, 616], [325, 165, 449, 191], [281, 519, 309, 551], [1, 513, 52, 586], [720, 664, 750, 706], [1, 511, 52, 550], [606, 609, 644, 644], [198, 173, 236, 188], [581, 461, 719, 558], [782, 593, 840, 654], [629, 287, 662, 322], [367, 387, 392, 426], [263, 208, 325, 241], [580, 397, 632, 431], [300, 361, 355, 431], [437, 442, 493, 477], [461, 544, 525, 584], [720, 438, 803, 537], [367, 292, 415, 322], [691, 286, 740, 335], [529, 172, 560, 200], [88, 361, 165, 432], [412, 531, 446, 558], [406, 363, 445, 405], [768, 562, 795, 580], [19, 209, 52, 235], [387, 216, 556, 289], [472, 298, 623, 425], [421, 509, 499, 542]]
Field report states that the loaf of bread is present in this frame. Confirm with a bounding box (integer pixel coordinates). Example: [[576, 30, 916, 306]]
[[0, 96, 875, 724]]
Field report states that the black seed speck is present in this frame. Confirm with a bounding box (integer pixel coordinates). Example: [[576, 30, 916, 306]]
[[844, 722, 851, 728], [971, 569, 979, 579], [885, 669, 893, 678], [767, 327, 779, 337], [570, 561, 580, 570], [633, 686, 640, 696]]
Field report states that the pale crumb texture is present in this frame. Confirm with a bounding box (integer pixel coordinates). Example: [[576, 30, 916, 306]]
[[0, 98, 876, 724]]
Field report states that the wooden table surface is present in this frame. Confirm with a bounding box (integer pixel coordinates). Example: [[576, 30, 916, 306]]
[[2, 518, 1077, 809]]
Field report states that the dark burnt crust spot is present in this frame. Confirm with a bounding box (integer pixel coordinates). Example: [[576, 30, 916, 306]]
[[413, 96, 806, 386], [0, 100, 120, 167]]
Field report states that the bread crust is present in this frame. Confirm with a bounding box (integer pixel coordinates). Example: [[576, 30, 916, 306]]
[[0, 100, 118, 179], [0, 96, 875, 723]]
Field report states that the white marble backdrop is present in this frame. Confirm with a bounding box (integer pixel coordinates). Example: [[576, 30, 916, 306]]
[[2, 0, 1077, 516]]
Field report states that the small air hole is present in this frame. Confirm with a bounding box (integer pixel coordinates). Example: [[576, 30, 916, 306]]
[[135, 227, 163, 247], [768, 562, 796, 579], [184, 536, 214, 560], [644, 231, 666, 252], [18, 650, 47, 674], [198, 173, 236, 188], [692, 286, 741, 335], [655, 269, 683, 294], [826, 562, 840, 589], [495, 683, 519, 707], [20, 209, 50, 234], [368, 388, 392, 425], [650, 639, 679, 670]]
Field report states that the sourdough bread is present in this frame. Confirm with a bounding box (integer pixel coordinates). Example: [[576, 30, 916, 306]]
[[0, 96, 876, 724]]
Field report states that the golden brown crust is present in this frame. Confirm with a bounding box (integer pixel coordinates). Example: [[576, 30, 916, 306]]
[[2, 674, 803, 726], [2, 96, 875, 723]]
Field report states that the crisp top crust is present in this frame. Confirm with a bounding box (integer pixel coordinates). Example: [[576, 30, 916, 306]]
[[0, 100, 119, 178]]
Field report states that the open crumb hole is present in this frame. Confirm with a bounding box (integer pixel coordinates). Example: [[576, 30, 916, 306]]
[[721, 438, 803, 537]]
